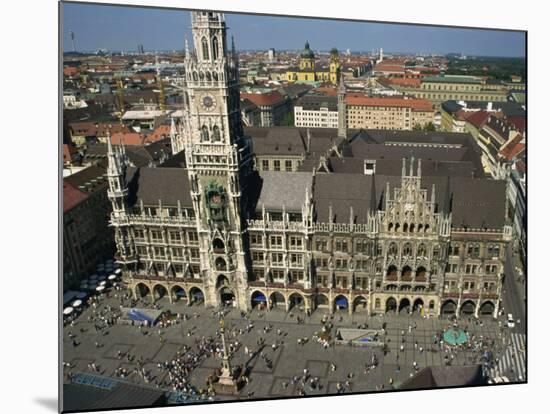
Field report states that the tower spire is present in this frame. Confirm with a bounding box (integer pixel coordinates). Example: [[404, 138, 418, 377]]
[[370, 172, 377, 212], [337, 75, 347, 139], [107, 128, 115, 169], [118, 131, 126, 158]]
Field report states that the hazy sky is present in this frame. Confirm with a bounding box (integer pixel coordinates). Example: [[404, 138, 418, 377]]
[[62, 2, 525, 57]]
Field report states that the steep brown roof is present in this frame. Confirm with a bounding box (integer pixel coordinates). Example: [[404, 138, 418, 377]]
[[385, 78, 421, 88], [499, 133, 525, 161], [110, 132, 147, 146], [248, 127, 306, 156], [64, 164, 109, 195], [465, 110, 491, 129], [505, 115, 526, 132], [63, 181, 89, 213], [125, 166, 192, 207]]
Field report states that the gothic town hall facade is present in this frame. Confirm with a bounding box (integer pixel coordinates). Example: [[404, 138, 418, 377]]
[[108, 12, 511, 319]]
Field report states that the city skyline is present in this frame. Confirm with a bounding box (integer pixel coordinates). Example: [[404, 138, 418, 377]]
[[62, 2, 526, 57]]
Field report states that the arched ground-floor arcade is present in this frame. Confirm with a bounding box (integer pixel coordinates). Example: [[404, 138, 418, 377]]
[[370, 293, 439, 317], [126, 278, 499, 319]]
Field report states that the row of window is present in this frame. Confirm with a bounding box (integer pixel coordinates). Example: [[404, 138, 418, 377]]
[[251, 268, 304, 282], [313, 258, 381, 272], [259, 159, 294, 172], [386, 242, 436, 258], [446, 263, 498, 274], [415, 92, 503, 101], [349, 106, 412, 112], [444, 280, 497, 292], [250, 269, 375, 291], [130, 207, 195, 219], [422, 83, 480, 91], [448, 243, 500, 258], [136, 261, 200, 277], [250, 234, 304, 248], [388, 222, 431, 233], [134, 229, 199, 244], [135, 245, 200, 260], [251, 252, 304, 266], [295, 122, 336, 128]]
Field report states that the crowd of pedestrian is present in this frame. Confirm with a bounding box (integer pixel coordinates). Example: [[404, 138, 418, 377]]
[[64, 287, 519, 399]]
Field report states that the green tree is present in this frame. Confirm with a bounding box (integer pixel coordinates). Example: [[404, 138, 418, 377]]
[[412, 123, 423, 131], [280, 111, 294, 126], [423, 122, 436, 131]]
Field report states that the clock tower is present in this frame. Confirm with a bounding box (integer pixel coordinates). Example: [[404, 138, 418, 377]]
[[178, 11, 253, 309]]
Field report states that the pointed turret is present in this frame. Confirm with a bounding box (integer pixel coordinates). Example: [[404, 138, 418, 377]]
[[106, 128, 128, 217], [107, 129, 118, 175], [369, 172, 377, 213], [443, 175, 452, 214], [184, 36, 190, 59], [337, 75, 347, 139]]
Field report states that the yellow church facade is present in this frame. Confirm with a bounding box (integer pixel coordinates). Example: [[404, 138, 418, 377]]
[[286, 42, 340, 84]]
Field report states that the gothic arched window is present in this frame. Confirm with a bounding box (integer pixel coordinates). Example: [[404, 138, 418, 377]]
[[201, 37, 209, 60], [212, 126, 221, 142], [388, 242, 398, 256], [212, 71, 218, 81], [193, 71, 198, 82], [201, 125, 209, 141], [366, 241, 373, 256], [212, 37, 219, 60], [403, 243, 412, 256], [205, 71, 211, 81], [417, 243, 427, 257]]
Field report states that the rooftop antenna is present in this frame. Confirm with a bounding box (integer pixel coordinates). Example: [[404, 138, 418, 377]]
[[69, 30, 76, 53]]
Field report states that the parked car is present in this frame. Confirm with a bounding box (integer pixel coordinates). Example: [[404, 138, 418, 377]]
[[507, 314, 515, 328]]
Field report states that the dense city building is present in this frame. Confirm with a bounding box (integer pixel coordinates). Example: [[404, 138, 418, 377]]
[[346, 95, 434, 130], [107, 12, 511, 319], [294, 94, 338, 128], [239, 90, 290, 127], [392, 75, 509, 106], [63, 164, 115, 288]]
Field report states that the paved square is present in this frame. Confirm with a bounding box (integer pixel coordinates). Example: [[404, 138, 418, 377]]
[[63, 290, 523, 403]]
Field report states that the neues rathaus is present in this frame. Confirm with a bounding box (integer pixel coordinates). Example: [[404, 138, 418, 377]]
[[108, 11, 511, 319]]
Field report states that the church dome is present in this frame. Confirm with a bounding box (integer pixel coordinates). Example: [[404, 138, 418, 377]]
[[300, 41, 315, 58], [330, 47, 338, 56]]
